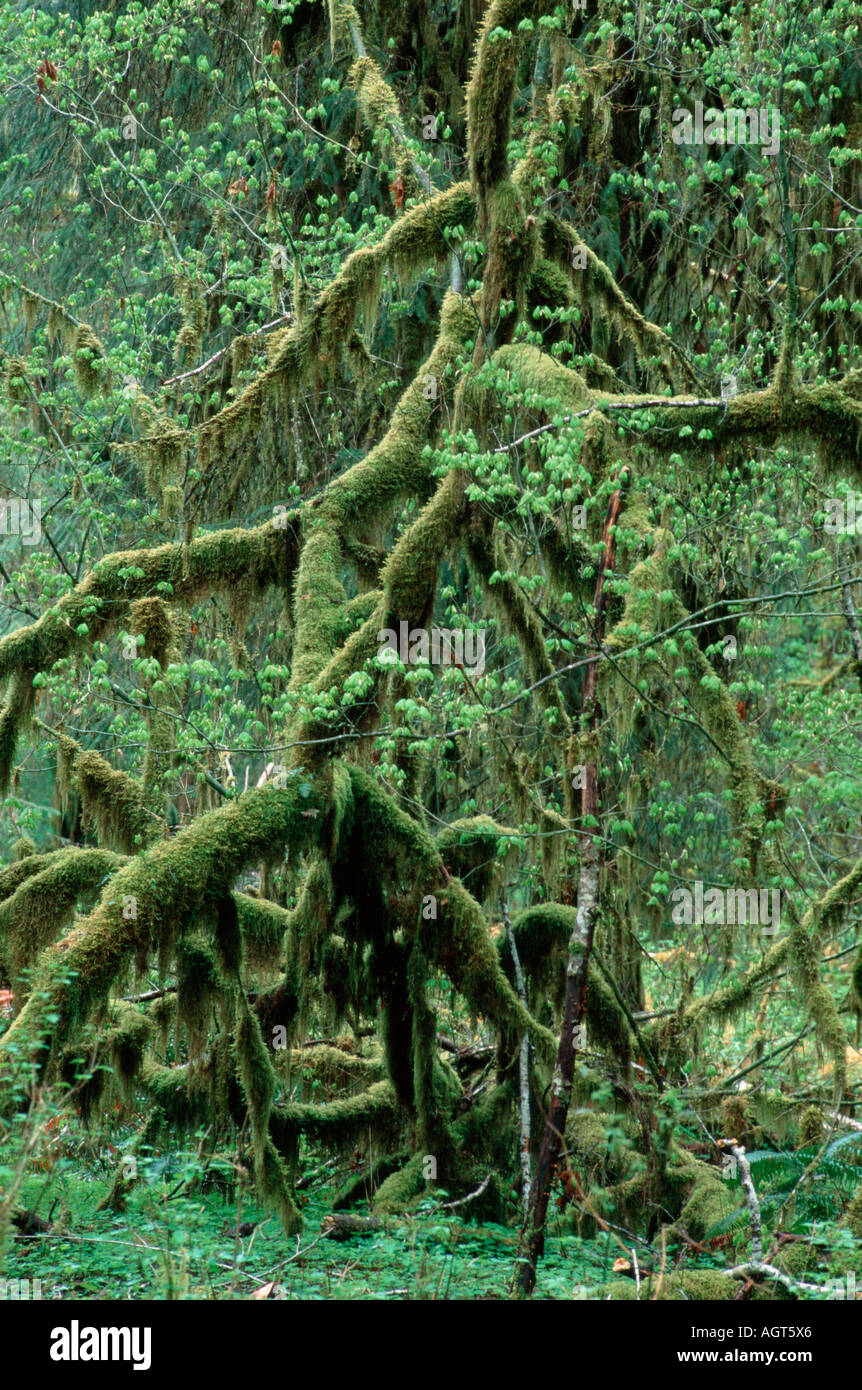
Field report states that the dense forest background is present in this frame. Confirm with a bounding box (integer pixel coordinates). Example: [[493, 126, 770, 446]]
[[1, 0, 862, 1301]]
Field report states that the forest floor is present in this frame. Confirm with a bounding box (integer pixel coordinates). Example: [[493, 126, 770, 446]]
[[5, 1137, 731, 1301]]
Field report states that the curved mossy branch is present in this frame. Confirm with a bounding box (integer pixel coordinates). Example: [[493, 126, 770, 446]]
[[270, 1078, 400, 1148], [347, 765, 555, 1056], [294, 456, 474, 748], [53, 730, 162, 855], [542, 213, 702, 393], [275, 1043, 384, 1089], [186, 184, 475, 505], [0, 775, 334, 1086], [466, 0, 548, 227], [289, 292, 475, 696], [584, 372, 862, 473], [0, 847, 83, 904], [493, 341, 592, 412], [434, 815, 519, 901], [0, 521, 300, 784], [0, 848, 124, 997]]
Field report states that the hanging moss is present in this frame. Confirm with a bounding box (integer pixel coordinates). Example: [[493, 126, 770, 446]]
[[56, 732, 159, 854], [275, 1043, 383, 1094], [3, 356, 31, 404], [180, 184, 474, 513], [288, 293, 475, 706], [466, 0, 539, 224], [65, 999, 153, 1119], [348, 56, 402, 134], [235, 892, 289, 970], [542, 212, 697, 392], [176, 934, 219, 1058], [0, 777, 326, 1077], [798, 1105, 823, 1146], [129, 597, 174, 670], [0, 670, 35, 795], [72, 324, 110, 398], [467, 517, 570, 734], [104, 1002, 152, 1093], [0, 524, 300, 786], [235, 994, 302, 1233], [0, 847, 123, 997], [141, 1042, 241, 1135], [347, 765, 553, 1054]]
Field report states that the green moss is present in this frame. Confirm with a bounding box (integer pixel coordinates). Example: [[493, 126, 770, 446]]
[[372, 1150, 426, 1213], [845, 1183, 862, 1239], [72, 324, 110, 397], [235, 892, 289, 970], [0, 778, 325, 1076], [176, 934, 219, 1057], [272, 1079, 400, 1149], [776, 1240, 819, 1276], [603, 1270, 738, 1300], [665, 1156, 737, 1242], [798, 1105, 823, 1147], [56, 732, 159, 854], [542, 212, 696, 391], [235, 994, 302, 1233], [348, 56, 402, 132], [434, 816, 514, 901], [189, 184, 474, 502], [275, 1043, 383, 1093], [466, 0, 539, 221], [0, 522, 297, 701], [0, 671, 35, 795], [0, 847, 124, 994], [853, 949, 862, 1013]]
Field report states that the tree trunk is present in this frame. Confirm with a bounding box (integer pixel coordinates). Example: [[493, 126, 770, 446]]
[[514, 470, 628, 1297]]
